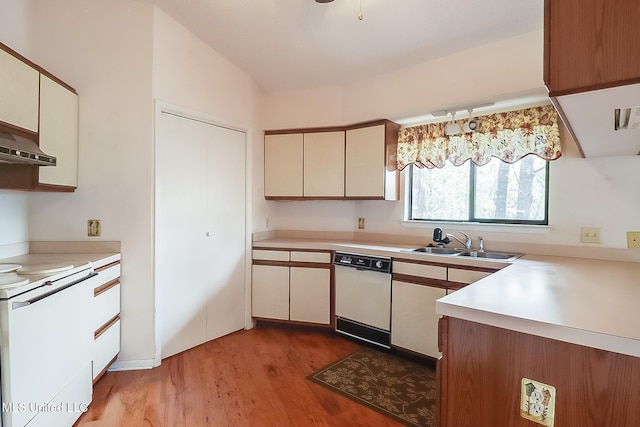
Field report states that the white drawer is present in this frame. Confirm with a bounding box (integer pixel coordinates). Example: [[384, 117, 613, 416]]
[[94, 263, 121, 288], [392, 261, 447, 280], [448, 268, 493, 284], [290, 251, 331, 263], [93, 318, 120, 380], [94, 283, 120, 332], [252, 249, 290, 261]]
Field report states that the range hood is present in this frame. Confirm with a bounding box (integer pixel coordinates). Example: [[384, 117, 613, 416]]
[[553, 83, 640, 157], [0, 131, 56, 166]]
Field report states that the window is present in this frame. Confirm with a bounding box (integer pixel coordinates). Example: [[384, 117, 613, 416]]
[[409, 155, 549, 224]]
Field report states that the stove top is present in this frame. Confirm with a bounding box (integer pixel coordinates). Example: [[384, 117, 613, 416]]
[[0, 273, 29, 290]]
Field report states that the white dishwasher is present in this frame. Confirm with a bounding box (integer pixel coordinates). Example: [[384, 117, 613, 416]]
[[334, 252, 392, 348]]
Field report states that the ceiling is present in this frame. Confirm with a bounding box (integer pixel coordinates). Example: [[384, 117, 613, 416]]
[[145, 0, 543, 93]]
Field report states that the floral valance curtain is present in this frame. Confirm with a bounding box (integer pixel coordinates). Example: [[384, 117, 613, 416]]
[[396, 104, 561, 170]]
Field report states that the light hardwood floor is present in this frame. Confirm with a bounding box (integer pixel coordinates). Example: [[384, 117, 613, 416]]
[[76, 325, 404, 426]]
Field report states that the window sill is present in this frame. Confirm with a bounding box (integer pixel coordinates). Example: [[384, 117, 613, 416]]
[[400, 220, 553, 234]]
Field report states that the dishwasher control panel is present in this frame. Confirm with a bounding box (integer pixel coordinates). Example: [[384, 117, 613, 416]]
[[333, 252, 391, 273]]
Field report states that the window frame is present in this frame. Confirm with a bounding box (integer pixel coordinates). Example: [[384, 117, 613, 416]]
[[407, 160, 550, 226]]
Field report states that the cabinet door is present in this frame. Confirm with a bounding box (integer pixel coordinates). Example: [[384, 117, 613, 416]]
[[0, 48, 39, 132], [264, 133, 303, 197], [545, 0, 640, 94], [251, 264, 290, 320], [38, 74, 79, 187], [391, 280, 446, 358], [303, 131, 345, 197], [345, 125, 386, 197], [290, 267, 330, 324]]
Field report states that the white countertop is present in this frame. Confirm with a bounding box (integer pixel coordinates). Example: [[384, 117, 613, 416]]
[[254, 236, 640, 358], [435, 254, 640, 358]]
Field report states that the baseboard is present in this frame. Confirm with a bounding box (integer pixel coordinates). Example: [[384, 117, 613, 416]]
[[109, 358, 159, 371]]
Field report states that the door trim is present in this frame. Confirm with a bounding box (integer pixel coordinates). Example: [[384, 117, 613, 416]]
[[153, 100, 251, 366]]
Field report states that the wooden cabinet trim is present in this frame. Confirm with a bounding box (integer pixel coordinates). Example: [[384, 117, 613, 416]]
[[93, 354, 118, 385], [94, 315, 119, 339], [392, 274, 449, 290], [95, 261, 121, 273], [94, 279, 120, 297], [0, 41, 76, 94]]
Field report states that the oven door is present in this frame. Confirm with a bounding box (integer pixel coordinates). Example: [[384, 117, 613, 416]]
[[1, 269, 94, 427]]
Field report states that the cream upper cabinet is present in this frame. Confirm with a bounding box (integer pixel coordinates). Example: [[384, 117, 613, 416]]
[[264, 133, 303, 197], [345, 121, 399, 200], [0, 47, 39, 132], [38, 74, 79, 188], [303, 131, 345, 197], [264, 119, 399, 200]]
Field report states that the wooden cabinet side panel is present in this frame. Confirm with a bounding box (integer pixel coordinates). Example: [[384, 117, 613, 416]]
[[546, 0, 640, 94], [442, 318, 640, 427], [264, 133, 303, 197]]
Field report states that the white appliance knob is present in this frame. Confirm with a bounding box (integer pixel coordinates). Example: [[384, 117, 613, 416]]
[[376, 260, 382, 268]]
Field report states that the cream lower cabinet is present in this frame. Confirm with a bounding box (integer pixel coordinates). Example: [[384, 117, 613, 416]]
[[252, 264, 290, 320], [392, 280, 446, 358], [290, 267, 330, 324], [252, 249, 331, 325], [91, 260, 121, 382]]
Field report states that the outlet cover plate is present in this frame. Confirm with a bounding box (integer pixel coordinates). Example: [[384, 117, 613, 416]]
[[520, 378, 556, 427], [581, 227, 600, 243], [627, 231, 640, 248]]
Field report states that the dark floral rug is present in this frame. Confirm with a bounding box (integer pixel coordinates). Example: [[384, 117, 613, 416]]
[[307, 347, 437, 426]]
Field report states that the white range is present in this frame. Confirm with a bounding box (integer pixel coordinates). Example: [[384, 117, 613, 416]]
[[0, 258, 97, 427]]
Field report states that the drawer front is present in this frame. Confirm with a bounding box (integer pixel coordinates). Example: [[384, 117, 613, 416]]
[[94, 263, 121, 289], [252, 249, 290, 262], [94, 283, 120, 332], [448, 268, 493, 284], [393, 261, 447, 280], [290, 251, 331, 263], [93, 318, 120, 380]]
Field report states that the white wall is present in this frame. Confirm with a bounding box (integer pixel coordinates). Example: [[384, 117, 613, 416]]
[[27, 0, 156, 366], [0, 0, 31, 251], [260, 29, 640, 250]]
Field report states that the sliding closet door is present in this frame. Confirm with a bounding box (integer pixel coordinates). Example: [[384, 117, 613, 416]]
[[156, 110, 246, 359]]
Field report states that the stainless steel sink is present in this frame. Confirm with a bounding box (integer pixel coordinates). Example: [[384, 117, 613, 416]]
[[411, 247, 464, 255], [458, 250, 523, 261]]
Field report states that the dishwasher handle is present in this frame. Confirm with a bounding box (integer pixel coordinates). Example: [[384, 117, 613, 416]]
[[12, 271, 98, 310]]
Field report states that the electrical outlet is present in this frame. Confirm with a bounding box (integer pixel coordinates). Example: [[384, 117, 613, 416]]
[[358, 217, 365, 229], [581, 227, 600, 243], [87, 219, 101, 237], [627, 231, 640, 248], [520, 378, 556, 427]]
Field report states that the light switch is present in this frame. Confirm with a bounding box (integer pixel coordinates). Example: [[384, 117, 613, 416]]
[[520, 378, 556, 427]]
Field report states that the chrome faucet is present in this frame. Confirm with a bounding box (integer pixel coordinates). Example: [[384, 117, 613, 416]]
[[433, 227, 472, 249], [478, 236, 485, 252], [446, 231, 472, 250]]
